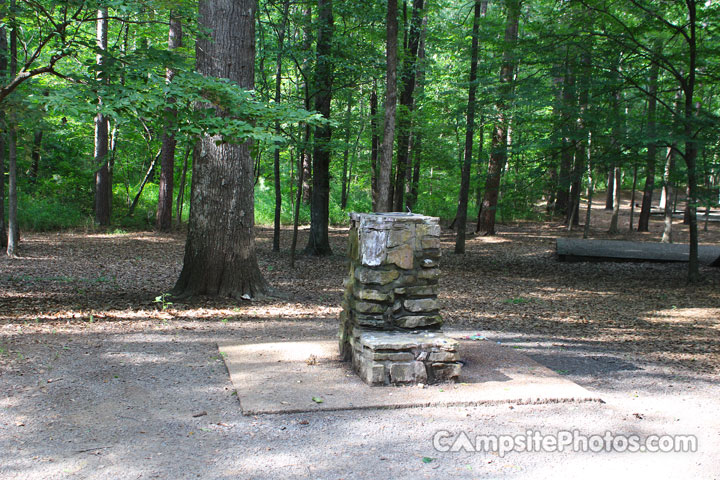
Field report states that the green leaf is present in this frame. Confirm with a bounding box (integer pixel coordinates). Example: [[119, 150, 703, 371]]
[[311, 396, 324, 404]]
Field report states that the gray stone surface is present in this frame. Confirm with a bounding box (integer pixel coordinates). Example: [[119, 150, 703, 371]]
[[219, 336, 602, 415], [340, 213, 461, 385]]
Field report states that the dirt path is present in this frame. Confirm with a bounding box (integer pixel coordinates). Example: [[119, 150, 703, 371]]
[[1, 210, 719, 479]]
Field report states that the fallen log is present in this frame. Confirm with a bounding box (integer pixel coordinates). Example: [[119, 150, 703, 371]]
[[556, 238, 720, 267]]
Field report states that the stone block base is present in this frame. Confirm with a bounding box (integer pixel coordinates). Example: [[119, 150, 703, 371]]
[[348, 328, 461, 386]]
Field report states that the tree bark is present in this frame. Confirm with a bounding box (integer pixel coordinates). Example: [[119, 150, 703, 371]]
[[129, 148, 161, 217], [377, 0, 398, 212], [608, 166, 621, 234], [477, 0, 520, 235], [272, 0, 290, 252], [304, 0, 334, 255], [683, 0, 699, 282], [94, 7, 111, 227], [392, 0, 423, 212], [454, 0, 481, 254], [605, 168, 615, 210], [370, 79, 379, 210], [6, 0, 18, 255], [299, 5, 312, 205], [0, 20, 7, 248], [628, 163, 638, 231], [569, 51, 591, 227], [157, 13, 183, 232], [637, 48, 659, 232], [583, 132, 593, 238], [556, 58, 575, 218], [175, 146, 190, 226], [173, 0, 268, 299], [340, 97, 352, 210], [407, 17, 427, 212]]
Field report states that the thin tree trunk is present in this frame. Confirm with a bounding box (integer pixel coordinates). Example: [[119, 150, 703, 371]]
[[392, 0, 423, 212], [370, 79, 379, 210], [454, 0, 481, 254], [570, 51, 591, 228], [340, 97, 352, 210], [608, 166, 621, 233], [304, 0, 334, 255], [583, 133, 593, 238], [290, 137, 306, 268], [628, 163, 638, 231], [175, 146, 190, 226], [6, 122, 16, 255], [661, 145, 675, 244], [6, 0, 18, 255], [129, 149, 161, 217], [157, 13, 183, 232], [684, 1, 699, 283], [272, 0, 290, 252], [377, 0, 398, 212], [557, 57, 575, 218], [475, 118, 484, 211], [637, 48, 660, 232], [605, 167, 615, 210], [300, 5, 312, 205], [406, 17, 427, 212], [94, 7, 111, 226], [477, 0, 519, 235], [0, 20, 6, 248]]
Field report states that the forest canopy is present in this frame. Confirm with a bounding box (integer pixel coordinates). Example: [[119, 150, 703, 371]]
[[0, 0, 718, 281]]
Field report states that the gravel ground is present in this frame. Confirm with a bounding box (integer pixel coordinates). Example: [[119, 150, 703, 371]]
[[1, 321, 718, 479], [2, 210, 720, 479]]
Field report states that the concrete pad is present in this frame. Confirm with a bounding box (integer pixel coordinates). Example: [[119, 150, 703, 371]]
[[218, 336, 602, 415]]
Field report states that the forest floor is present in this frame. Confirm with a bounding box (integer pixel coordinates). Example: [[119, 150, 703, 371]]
[[1, 200, 720, 479]]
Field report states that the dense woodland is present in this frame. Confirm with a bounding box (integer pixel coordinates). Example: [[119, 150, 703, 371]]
[[0, 0, 718, 291]]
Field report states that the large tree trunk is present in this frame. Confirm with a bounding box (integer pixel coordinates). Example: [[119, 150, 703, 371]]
[[157, 13, 183, 232], [637, 49, 659, 232], [173, 0, 268, 299], [477, 0, 520, 235], [377, 0, 398, 212], [304, 0, 334, 255], [454, 0, 481, 254], [392, 0, 423, 212], [94, 7, 111, 226]]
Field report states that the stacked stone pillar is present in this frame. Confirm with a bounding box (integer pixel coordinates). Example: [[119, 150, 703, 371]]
[[339, 213, 461, 385]]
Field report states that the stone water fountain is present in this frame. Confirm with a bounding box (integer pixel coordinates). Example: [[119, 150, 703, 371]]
[[339, 212, 462, 385]]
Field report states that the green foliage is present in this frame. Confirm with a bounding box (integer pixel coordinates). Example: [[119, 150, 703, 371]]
[[16, 194, 89, 232]]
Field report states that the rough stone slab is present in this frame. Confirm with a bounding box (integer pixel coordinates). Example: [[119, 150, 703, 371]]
[[557, 238, 720, 267], [355, 330, 457, 351], [219, 337, 602, 415]]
